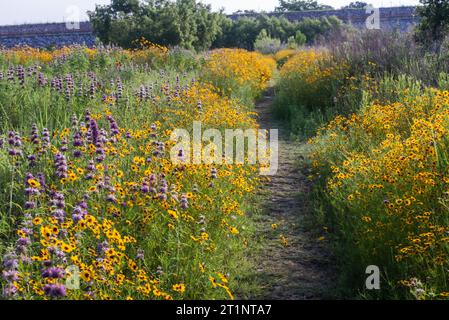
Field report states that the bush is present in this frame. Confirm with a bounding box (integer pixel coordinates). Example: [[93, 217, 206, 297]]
[[254, 30, 282, 54], [295, 31, 307, 46]]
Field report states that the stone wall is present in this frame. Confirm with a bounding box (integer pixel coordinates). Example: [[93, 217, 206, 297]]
[[0, 22, 95, 48], [230, 6, 420, 32]]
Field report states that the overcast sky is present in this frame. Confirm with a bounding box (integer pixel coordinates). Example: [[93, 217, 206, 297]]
[[0, 0, 421, 25]]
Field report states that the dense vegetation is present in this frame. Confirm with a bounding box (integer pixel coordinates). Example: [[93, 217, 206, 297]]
[[4, 0, 449, 301], [89, 0, 346, 51], [273, 0, 449, 299], [0, 44, 276, 299]]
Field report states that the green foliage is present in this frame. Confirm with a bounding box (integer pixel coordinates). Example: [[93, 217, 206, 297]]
[[299, 16, 344, 44], [275, 0, 334, 12], [254, 29, 282, 54], [89, 0, 225, 51], [342, 1, 369, 9], [213, 14, 344, 49], [90, 0, 345, 51], [294, 31, 307, 45], [416, 0, 449, 44]]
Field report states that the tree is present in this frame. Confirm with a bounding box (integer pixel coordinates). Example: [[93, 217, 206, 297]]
[[342, 2, 369, 9], [416, 0, 449, 44], [212, 14, 344, 49], [275, 0, 334, 12], [111, 0, 141, 13], [89, 0, 225, 50]]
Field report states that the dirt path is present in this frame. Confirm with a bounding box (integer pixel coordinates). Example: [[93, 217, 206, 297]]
[[252, 93, 336, 300]]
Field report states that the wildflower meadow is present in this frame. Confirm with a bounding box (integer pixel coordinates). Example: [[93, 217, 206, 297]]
[[0, 44, 276, 300], [2, 0, 449, 304]]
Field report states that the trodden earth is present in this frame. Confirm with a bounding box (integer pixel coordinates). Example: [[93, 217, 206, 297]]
[[251, 92, 338, 300]]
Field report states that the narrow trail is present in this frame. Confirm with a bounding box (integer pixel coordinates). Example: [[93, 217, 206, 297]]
[[253, 92, 336, 300]]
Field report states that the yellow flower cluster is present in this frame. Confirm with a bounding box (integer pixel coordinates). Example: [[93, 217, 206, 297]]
[[126, 37, 169, 64], [148, 82, 258, 130], [274, 49, 298, 64], [203, 48, 276, 99], [1, 46, 73, 64], [274, 49, 298, 61], [280, 49, 344, 85], [309, 86, 449, 296]]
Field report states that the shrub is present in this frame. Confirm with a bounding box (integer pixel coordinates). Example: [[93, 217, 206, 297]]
[[254, 30, 282, 55]]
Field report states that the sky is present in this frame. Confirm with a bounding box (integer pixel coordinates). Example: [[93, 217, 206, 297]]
[[0, 0, 421, 25]]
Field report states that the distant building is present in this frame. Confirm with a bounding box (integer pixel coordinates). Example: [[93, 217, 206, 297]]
[[0, 7, 420, 48]]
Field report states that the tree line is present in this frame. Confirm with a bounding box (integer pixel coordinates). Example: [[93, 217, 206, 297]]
[[88, 0, 449, 51], [88, 0, 348, 51]]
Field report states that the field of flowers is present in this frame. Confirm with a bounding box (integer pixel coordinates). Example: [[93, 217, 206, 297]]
[[274, 49, 350, 136], [0, 45, 276, 299], [202, 48, 276, 105], [276, 45, 449, 299]]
